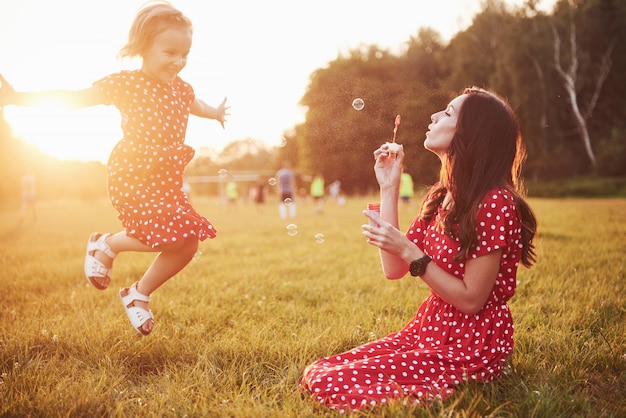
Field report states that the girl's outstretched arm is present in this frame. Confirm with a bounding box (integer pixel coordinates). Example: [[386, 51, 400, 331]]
[[0, 75, 104, 108], [190, 97, 229, 128]]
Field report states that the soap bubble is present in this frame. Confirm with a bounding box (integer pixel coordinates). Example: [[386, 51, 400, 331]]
[[268, 178, 277, 186], [218, 168, 228, 178], [314, 233, 325, 244], [284, 197, 293, 206], [352, 98, 365, 111], [286, 224, 298, 236], [279, 136, 288, 147]]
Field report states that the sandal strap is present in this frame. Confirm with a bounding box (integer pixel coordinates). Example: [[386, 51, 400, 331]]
[[95, 233, 117, 258], [85, 257, 111, 277], [124, 306, 154, 335], [121, 282, 151, 306]]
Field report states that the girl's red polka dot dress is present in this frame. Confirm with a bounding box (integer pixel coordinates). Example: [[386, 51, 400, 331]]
[[94, 70, 216, 248], [301, 188, 522, 412]]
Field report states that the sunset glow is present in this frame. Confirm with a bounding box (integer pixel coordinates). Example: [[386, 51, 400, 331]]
[[0, 0, 556, 162]]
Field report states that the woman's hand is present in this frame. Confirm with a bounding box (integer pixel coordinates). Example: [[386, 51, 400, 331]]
[[373, 143, 404, 190], [361, 209, 417, 279], [362, 210, 415, 259]]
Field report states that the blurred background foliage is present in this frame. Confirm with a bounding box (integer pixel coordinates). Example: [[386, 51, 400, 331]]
[[1, 0, 625, 204]]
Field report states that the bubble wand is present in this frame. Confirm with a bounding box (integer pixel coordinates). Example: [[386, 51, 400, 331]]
[[386, 115, 402, 155], [392, 114, 401, 143]]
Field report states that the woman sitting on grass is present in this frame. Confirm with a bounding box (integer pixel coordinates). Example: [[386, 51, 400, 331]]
[[301, 87, 538, 412]]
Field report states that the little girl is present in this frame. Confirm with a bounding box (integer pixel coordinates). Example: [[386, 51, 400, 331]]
[[0, 2, 229, 336]]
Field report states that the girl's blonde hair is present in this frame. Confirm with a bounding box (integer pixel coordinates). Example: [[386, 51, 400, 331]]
[[119, 1, 192, 59]]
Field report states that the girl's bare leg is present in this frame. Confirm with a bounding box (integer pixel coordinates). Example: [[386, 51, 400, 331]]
[[130, 237, 198, 333], [95, 232, 199, 334]]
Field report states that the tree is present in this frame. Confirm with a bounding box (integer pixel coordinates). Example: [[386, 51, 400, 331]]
[[298, 46, 405, 194], [217, 138, 275, 172], [551, 6, 615, 167], [397, 28, 449, 185]]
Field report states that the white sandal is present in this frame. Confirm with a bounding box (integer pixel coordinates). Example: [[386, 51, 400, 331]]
[[84, 233, 117, 290], [119, 282, 154, 336]]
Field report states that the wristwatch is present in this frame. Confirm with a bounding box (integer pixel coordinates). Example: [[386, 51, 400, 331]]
[[409, 255, 431, 277]]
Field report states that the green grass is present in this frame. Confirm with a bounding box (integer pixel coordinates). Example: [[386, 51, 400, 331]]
[[1, 195, 625, 417], [527, 176, 626, 198]]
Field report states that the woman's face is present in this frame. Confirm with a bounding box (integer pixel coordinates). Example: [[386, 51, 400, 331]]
[[424, 94, 467, 156]]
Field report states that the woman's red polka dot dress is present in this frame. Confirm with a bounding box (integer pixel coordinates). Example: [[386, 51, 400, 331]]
[[94, 70, 216, 248], [301, 188, 523, 412]]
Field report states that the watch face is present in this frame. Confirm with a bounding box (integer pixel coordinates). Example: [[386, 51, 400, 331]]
[[410, 256, 430, 276], [410, 260, 425, 276]]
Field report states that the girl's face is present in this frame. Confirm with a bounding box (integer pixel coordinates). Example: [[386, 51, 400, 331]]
[[141, 26, 192, 83], [424, 94, 467, 156]]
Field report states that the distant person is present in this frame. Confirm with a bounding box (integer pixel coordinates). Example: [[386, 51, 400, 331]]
[[329, 180, 345, 206], [276, 161, 296, 219], [253, 179, 266, 213], [225, 178, 239, 206], [301, 87, 538, 412], [310, 173, 325, 214], [399, 171, 414, 206], [329, 180, 340, 201], [0, 3, 229, 336], [19, 173, 37, 223]]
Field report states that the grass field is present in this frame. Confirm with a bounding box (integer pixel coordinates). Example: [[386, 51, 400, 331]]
[[1, 194, 624, 417]]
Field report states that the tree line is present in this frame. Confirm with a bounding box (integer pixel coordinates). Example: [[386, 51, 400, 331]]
[[279, 0, 626, 194], [0, 0, 624, 202]]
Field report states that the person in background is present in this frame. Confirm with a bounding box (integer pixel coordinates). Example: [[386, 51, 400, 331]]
[[225, 177, 239, 206], [399, 170, 414, 207], [276, 161, 296, 219], [310, 173, 325, 214], [329, 180, 346, 206], [0, 2, 229, 336], [253, 179, 266, 213], [301, 87, 538, 412]]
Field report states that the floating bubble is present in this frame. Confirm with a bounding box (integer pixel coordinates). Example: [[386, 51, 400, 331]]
[[279, 136, 288, 147], [268, 177, 277, 186], [314, 233, 325, 244], [218, 168, 228, 178], [352, 98, 365, 111], [286, 224, 298, 236], [284, 197, 293, 206]]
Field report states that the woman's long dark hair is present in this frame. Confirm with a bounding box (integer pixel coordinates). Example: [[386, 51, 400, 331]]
[[420, 87, 537, 267]]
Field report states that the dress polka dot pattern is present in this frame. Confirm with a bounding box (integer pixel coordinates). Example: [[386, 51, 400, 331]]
[[93, 70, 216, 248], [301, 188, 523, 413]]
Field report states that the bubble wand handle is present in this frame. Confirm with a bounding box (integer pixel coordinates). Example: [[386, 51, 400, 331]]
[[392, 115, 401, 143]]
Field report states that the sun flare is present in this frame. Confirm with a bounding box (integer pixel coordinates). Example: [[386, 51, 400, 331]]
[[1, 0, 557, 162], [4, 105, 121, 162]]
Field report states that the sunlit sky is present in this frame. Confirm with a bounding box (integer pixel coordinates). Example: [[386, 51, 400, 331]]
[[0, 0, 556, 162]]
